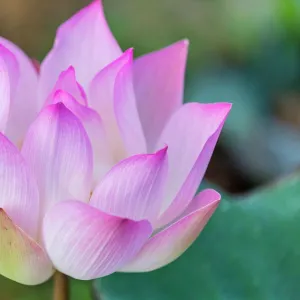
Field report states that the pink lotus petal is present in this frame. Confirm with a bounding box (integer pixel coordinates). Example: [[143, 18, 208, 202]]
[[52, 90, 114, 184], [39, 0, 122, 102], [90, 147, 168, 223], [120, 189, 220, 272], [134, 40, 189, 151], [21, 103, 93, 219], [0, 209, 53, 285], [89, 49, 135, 162], [43, 200, 152, 280], [0, 45, 19, 99], [0, 38, 38, 146], [0, 133, 39, 238], [0, 58, 10, 132], [114, 56, 147, 156], [45, 66, 87, 107], [155, 102, 231, 228]]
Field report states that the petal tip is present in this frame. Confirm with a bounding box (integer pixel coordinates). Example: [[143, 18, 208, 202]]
[[56, 0, 104, 40], [52, 89, 75, 106], [185, 102, 232, 119], [44, 102, 69, 118], [155, 145, 168, 158], [177, 39, 190, 48], [187, 188, 222, 216], [124, 48, 134, 62], [64, 65, 75, 74], [53, 89, 65, 99], [219, 102, 233, 112]]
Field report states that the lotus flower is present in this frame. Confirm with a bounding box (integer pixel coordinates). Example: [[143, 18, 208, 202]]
[[0, 0, 231, 285]]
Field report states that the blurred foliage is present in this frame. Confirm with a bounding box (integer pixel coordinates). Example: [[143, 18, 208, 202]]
[[278, 0, 300, 38], [0, 276, 91, 300], [0, 0, 296, 67], [97, 174, 300, 299]]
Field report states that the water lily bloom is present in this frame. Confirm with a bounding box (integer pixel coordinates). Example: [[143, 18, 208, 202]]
[[0, 0, 231, 284]]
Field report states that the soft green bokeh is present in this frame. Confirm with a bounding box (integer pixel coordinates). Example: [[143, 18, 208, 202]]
[[96, 175, 300, 299], [0, 276, 91, 300]]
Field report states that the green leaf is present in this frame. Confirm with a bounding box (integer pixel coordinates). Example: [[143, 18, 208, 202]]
[[96, 175, 300, 299]]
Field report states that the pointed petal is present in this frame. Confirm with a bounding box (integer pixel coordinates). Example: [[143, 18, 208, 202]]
[[21, 103, 93, 219], [134, 40, 188, 151], [120, 189, 220, 272], [0, 133, 39, 238], [0, 209, 53, 285], [52, 90, 113, 184], [90, 147, 168, 223], [45, 66, 87, 106], [0, 38, 38, 146], [114, 56, 147, 156], [43, 200, 152, 280], [0, 58, 10, 132], [89, 49, 141, 161], [39, 0, 122, 102], [155, 103, 231, 228]]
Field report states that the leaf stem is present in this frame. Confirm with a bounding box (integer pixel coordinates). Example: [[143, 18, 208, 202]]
[[53, 271, 69, 300]]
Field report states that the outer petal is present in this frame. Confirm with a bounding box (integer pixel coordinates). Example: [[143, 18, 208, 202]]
[[0, 209, 53, 285], [0, 38, 38, 146], [89, 49, 145, 162], [155, 103, 231, 228], [90, 147, 168, 223], [134, 40, 188, 151], [52, 90, 113, 184], [39, 0, 122, 102], [43, 200, 152, 280], [120, 189, 220, 272], [0, 44, 19, 95], [0, 58, 10, 132], [0, 133, 39, 238], [114, 56, 147, 156], [21, 103, 93, 219], [45, 66, 87, 106]]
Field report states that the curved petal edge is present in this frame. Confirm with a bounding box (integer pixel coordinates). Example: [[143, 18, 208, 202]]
[[90, 147, 168, 222], [155, 102, 231, 228], [120, 189, 220, 272], [43, 200, 152, 280]]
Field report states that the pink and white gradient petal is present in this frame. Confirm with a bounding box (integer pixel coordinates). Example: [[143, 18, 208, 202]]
[[0, 209, 53, 285], [39, 0, 122, 102], [120, 189, 220, 272], [0, 59, 10, 133], [42, 200, 152, 280], [0, 45, 19, 100], [90, 147, 168, 223], [155, 102, 231, 228], [0, 133, 39, 238], [134, 40, 189, 151], [21, 103, 93, 219], [45, 66, 87, 107], [89, 49, 134, 162], [114, 57, 147, 156], [0, 37, 38, 146], [51, 90, 113, 184]]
